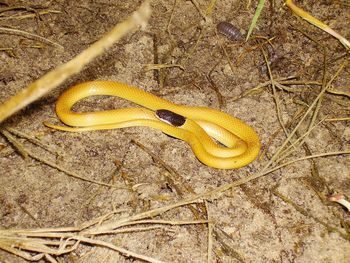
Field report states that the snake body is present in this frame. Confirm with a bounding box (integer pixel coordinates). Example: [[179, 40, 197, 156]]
[[45, 81, 260, 169]]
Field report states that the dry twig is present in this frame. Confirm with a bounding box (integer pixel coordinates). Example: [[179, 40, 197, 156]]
[[0, 1, 151, 123]]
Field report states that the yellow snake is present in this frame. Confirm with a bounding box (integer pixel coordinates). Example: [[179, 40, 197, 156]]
[[45, 81, 260, 169]]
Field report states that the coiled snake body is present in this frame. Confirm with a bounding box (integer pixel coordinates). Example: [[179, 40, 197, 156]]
[[45, 81, 260, 169]]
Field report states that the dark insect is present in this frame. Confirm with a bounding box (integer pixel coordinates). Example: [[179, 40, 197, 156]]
[[216, 21, 242, 41]]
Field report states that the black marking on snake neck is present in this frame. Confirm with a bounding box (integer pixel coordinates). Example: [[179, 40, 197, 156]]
[[156, 109, 186, 127]]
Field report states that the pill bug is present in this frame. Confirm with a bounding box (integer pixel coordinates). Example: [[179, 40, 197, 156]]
[[216, 21, 242, 41]]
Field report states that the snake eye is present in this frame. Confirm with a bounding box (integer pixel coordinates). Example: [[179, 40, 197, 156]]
[[156, 109, 186, 127]]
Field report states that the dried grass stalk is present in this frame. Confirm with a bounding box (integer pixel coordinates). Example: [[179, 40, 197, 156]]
[[0, 1, 151, 123]]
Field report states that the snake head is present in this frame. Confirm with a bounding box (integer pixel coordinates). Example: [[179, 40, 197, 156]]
[[155, 109, 186, 127]]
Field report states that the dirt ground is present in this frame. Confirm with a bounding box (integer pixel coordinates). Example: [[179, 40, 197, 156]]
[[0, 0, 350, 262]]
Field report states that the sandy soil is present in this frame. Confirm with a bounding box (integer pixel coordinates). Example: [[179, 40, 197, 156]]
[[0, 0, 349, 262]]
